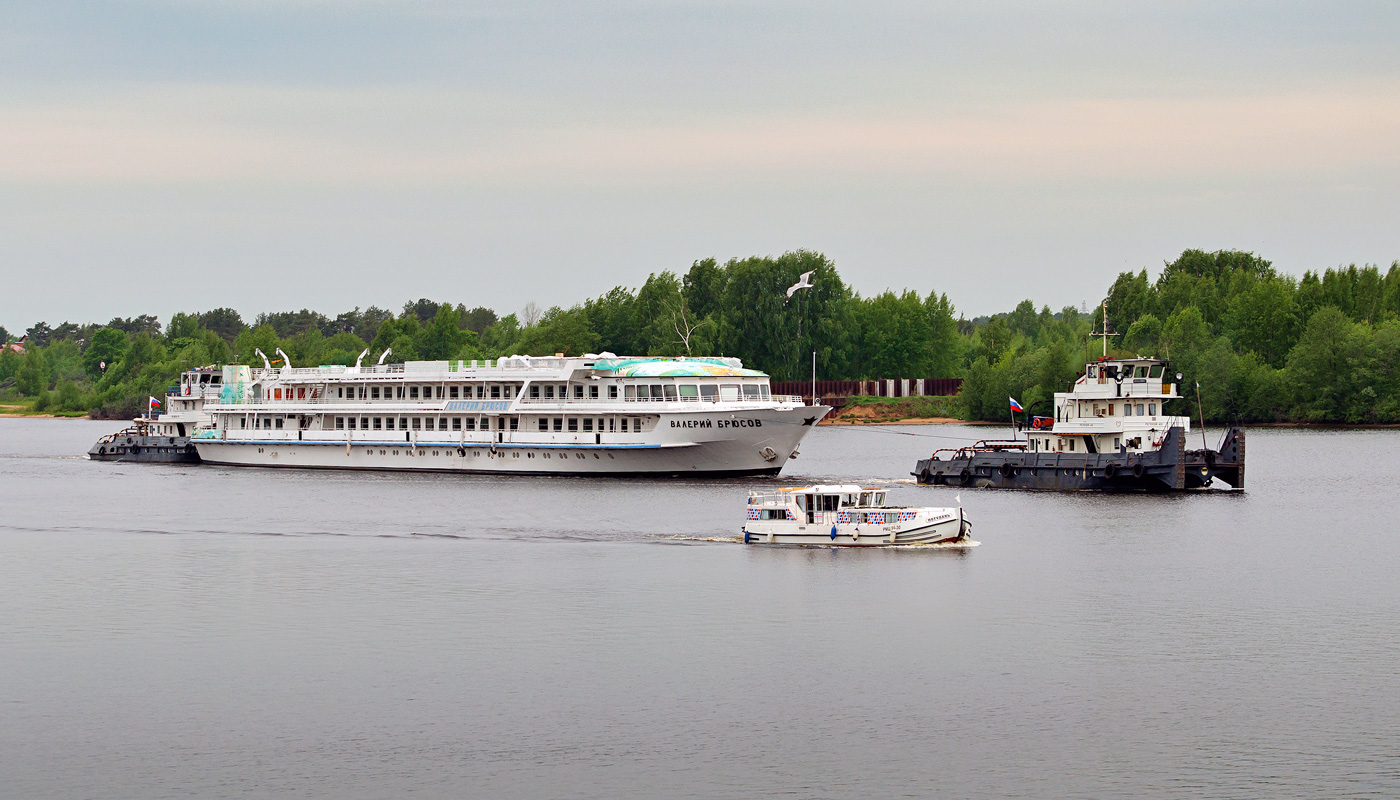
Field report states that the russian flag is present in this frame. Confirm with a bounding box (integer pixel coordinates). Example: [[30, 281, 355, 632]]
[[149, 396, 161, 408], [1009, 396, 1024, 413]]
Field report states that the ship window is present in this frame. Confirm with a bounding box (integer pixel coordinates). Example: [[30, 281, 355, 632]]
[[451, 386, 460, 399], [409, 387, 419, 400], [700, 384, 718, 401], [720, 384, 740, 401], [760, 385, 770, 399], [370, 387, 379, 399], [649, 385, 664, 400], [1135, 403, 1145, 416], [1109, 403, 1115, 415], [464, 418, 475, 431], [590, 385, 599, 399], [411, 417, 421, 430], [337, 388, 344, 399], [436, 387, 444, 399], [360, 417, 369, 429], [1123, 404, 1132, 416], [679, 384, 698, 398], [742, 385, 759, 399], [545, 385, 555, 399], [609, 417, 616, 432], [538, 418, 548, 431], [474, 386, 483, 399], [567, 418, 578, 432], [528, 385, 539, 399], [552, 417, 562, 431], [623, 385, 636, 400], [1114, 437, 1121, 450], [398, 417, 408, 430], [275, 417, 283, 429], [335, 417, 344, 430], [573, 385, 584, 399], [509, 416, 518, 431], [609, 386, 618, 399], [347, 417, 356, 430], [1068, 438, 1075, 451], [490, 385, 500, 399], [761, 509, 785, 520], [663, 384, 678, 400], [1150, 365, 1164, 378], [373, 417, 382, 430], [583, 418, 593, 432], [1148, 403, 1156, 416], [1135, 366, 1149, 378]]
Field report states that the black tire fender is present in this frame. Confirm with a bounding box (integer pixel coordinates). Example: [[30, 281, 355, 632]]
[[1104, 462, 1117, 479], [959, 468, 973, 486], [1132, 462, 1146, 478]]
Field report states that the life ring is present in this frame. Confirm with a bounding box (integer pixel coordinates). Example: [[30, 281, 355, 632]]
[[959, 468, 973, 486], [1104, 463, 1118, 478], [1132, 463, 1145, 478]]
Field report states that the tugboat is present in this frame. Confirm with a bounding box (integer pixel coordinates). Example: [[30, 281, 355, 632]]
[[742, 485, 971, 545], [912, 356, 1245, 491], [87, 367, 223, 463]]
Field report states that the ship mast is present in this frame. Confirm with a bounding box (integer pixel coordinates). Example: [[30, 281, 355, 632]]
[[1091, 300, 1116, 357]]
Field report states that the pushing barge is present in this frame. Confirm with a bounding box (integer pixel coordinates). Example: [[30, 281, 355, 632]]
[[913, 357, 1244, 491]]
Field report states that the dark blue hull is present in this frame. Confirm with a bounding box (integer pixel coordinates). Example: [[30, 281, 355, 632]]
[[913, 427, 1244, 491]]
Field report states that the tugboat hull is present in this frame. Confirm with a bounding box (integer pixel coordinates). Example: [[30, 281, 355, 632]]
[[913, 426, 1244, 491], [88, 434, 201, 464]]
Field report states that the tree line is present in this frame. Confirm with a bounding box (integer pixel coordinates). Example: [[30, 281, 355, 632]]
[[2, 249, 1398, 423]]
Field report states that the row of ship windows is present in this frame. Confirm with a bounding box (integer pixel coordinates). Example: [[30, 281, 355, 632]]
[[238, 415, 647, 432], [328, 416, 645, 433], [255, 447, 618, 462], [1067, 402, 1157, 420], [336, 384, 520, 400], [322, 382, 772, 402]]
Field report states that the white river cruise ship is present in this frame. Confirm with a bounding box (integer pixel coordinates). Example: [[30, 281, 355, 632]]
[[192, 353, 830, 476]]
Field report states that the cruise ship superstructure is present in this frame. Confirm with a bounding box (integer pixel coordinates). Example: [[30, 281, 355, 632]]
[[192, 354, 830, 476]]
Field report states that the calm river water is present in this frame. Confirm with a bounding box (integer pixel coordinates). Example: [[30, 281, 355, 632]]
[[1, 418, 1397, 799]]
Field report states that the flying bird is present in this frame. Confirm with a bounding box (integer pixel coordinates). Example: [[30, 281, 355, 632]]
[[785, 271, 815, 300]]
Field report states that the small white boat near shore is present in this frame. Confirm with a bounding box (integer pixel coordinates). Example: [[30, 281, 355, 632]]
[[742, 485, 970, 546]]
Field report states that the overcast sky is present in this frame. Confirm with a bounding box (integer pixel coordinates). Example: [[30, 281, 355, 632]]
[[3, 0, 1398, 332]]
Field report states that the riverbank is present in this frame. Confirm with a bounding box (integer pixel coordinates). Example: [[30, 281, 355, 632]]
[[0, 404, 87, 419]]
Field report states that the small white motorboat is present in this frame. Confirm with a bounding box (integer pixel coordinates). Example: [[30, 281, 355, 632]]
[[742, 484, 970, 546]]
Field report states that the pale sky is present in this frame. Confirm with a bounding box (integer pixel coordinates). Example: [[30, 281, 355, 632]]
[[3, 1, 1398, 332]]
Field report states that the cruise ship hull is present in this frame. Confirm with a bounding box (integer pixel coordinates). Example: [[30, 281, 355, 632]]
[[193, 405, 827, 476]]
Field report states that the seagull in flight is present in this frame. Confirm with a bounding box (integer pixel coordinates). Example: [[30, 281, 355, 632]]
[[785, 271, 815, 301]]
